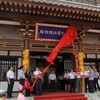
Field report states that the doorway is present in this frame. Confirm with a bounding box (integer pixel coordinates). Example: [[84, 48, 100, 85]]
[[30, 51, 76, 91]]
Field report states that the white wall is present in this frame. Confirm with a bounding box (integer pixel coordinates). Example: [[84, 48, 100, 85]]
[[0, 51, 8, 55], [97, 54, 100, 58], [18, 58, 22, 68], [10, 51, 22, 56], [87, 54, 96, 58]]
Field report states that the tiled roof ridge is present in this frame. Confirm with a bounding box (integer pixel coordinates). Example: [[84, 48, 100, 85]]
[[28, 0, 100, 12]]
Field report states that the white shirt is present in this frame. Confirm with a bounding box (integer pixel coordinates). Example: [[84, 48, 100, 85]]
[[34, 70, 41, 78], [7, 70, 14, 79], [94, 72, 99, 78], [18, 69, 25, 80], [84, 70, 89, 76], [64, 73, 68, 79], [84, 70, 89, 78], [49, 73, 56, 80], [68, 72, 76, 79], [76, 72, 83, 78]]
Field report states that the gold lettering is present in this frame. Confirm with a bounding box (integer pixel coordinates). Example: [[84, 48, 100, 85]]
[[49, 31, 53, 35], [45, 30, 49, 34], [40, 30, 44, 34], [53, 31, 57, 35], [58, 31, 61, 35], [61, 32, 64, 35]]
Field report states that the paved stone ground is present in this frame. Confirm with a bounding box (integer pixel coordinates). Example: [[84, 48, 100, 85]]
[[84, 91, 100, 100], [6, 93, 33, 100], [6, 97, 33, 100]]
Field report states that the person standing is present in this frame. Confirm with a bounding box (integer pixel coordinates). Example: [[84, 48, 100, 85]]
[[34, 67, 42, 95], [6, 66, 15, 98], [84, 67, 89, 93], [75, 70, 83, 93], [94, 68, 100, 91], [64, 70, 70, 92], [68, 69, 76, 93], [49, 70, 57, 92], [18, 66, 25, 86], [88, 66, 94, 93], [25, 68, 31, 96]]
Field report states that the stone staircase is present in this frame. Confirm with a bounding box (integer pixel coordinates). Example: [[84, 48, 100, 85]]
[[34, 92, 87, 100]]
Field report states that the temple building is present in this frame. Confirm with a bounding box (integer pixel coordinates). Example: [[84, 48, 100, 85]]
[[0, 0, 100, 91]]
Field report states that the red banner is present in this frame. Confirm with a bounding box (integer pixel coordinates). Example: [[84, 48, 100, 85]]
[[46, 26, 78, 64]]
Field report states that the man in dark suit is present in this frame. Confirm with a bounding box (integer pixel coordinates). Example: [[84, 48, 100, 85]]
[[25, 68, 31, 96]]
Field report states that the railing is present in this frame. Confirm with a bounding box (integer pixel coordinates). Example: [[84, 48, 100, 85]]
[[82, 43, 100, 53], [0, 38, 24, 51], [29, 40, 100, 53], [29, 39, 74, 53], [0, 38, 99, 53]]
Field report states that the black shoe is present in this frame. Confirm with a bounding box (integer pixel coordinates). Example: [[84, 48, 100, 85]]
[[7, 96, 11, 98], [38, 93, 42, 95], [26, 95, 30, 97], [10, 96, 13, 97]]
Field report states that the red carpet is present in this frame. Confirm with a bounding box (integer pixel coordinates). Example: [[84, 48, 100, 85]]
[[34, 92, 87, 100]]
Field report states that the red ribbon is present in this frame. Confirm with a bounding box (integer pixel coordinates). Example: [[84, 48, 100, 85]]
[[24, 63, 51, 91]]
